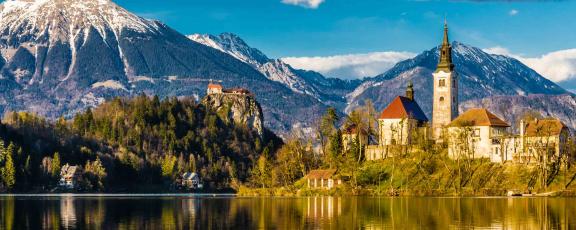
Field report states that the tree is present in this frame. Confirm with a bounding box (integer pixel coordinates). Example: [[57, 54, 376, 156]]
[[51, 152, 61, 178], [318, 107, 339, 156], [1, 144, 15, 189], [327, 130, 343, 168], [161, 154, 177, 178], [250, 154, 272, 188], [84, 157, 107, 191]]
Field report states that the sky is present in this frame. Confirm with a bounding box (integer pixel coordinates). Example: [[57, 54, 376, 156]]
[[96, 0, 576, 86]]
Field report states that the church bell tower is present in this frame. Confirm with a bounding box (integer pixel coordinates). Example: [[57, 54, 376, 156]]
[[432, 21, 458, 140]]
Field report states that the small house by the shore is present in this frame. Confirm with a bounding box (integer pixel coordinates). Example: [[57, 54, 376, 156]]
[[305, 169, 341, 189], [181, 172, 203, 189], [59, 164, 82, 189]]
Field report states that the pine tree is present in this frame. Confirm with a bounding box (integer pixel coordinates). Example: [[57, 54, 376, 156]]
[[1, 144, 16, 189], [51, 152, 61, 178]]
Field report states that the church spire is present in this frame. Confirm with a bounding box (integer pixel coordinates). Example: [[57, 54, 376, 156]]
[[436, 21, 454, 72]]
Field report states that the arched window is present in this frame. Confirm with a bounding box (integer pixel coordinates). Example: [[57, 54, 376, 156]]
[[439, 79, 446, 87], [439, 97, 444, 102]]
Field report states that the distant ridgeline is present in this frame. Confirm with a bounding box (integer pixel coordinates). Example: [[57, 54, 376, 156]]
[[0, 90, 281, 192]]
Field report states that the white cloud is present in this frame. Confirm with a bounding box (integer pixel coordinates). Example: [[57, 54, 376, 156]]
[[509, 9, 519, 16], [281, 51, 415, 79], [281, 0, 325, 9], [484, 46, 576, 83]]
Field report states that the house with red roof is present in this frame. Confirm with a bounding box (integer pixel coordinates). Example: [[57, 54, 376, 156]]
[[207, 82, 223, 95], [377, 82, 429, 146], [516, 118, 570, 164], [365, 82, 429, 160]]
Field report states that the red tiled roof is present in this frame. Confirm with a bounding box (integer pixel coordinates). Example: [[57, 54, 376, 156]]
[[379, 96, 428, 121], [524, 119, 566, 137], [208, 83, 223, 89], [449, 108, 510, 127]]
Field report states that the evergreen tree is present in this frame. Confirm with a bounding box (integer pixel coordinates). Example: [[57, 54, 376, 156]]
[[1, 144, 15, 189], [51, 152, 61, 178]]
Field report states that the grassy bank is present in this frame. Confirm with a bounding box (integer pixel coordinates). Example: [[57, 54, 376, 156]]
[[239, 150, 576, 197]]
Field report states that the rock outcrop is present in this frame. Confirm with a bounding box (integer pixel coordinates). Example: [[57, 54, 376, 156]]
[[201, 93, 264, 136]]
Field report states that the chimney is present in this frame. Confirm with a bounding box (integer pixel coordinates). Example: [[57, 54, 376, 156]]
[[406, 81, 414, 101]]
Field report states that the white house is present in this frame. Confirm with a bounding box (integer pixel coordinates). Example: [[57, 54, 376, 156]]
[[59, 164, 82, 189], [182, 172, 203, 189], [447, 108, 511, 162], [365, 82, 429, 160]]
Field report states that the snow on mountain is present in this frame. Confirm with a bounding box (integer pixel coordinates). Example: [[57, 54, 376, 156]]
[[188, 33, 362, 111], [188, 33, 322, 98], [188, 33, 269, 67], [347, 42, 571, 127], [0, 0, 330, 135]]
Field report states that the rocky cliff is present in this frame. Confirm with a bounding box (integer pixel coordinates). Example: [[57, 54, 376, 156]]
[[201, 93, 264, 136]]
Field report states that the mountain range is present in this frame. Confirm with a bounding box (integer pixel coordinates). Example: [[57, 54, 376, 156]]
[[0, 0, 329, 135], [0, 0, 574, 136]]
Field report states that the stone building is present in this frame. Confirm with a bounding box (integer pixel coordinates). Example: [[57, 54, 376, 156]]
[[516, 118, 570, 163], [432, 22, 459, 140], [207, 83, 223, 94], [447, 108, 510, 162]]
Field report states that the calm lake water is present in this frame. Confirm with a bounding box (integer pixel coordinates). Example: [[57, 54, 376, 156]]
[[0, 195, 574, 229]]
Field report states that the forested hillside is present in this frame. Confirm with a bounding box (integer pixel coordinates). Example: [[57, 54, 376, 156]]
[[0, 95, 281, 192]]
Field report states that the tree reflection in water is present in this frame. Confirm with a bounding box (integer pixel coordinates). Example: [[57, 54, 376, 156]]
[[0, 196, 573, 229]]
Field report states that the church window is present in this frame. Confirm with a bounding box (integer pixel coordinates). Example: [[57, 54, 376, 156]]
[[439, 97, 444, 102], [439, 79, 446, 87]]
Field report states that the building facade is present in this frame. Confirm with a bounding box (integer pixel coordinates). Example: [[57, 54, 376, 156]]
[[432, 22, 459, 140], [447, 109, 510, 163], [305, 169, 342, 189], [365, 83, 428, 160]]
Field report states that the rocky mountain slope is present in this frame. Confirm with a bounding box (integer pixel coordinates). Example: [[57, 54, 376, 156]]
[[0, 0, 328, 135], [188, 33, 361, 110], [347, 42, 570, 122], [201, 92, 264, 136]]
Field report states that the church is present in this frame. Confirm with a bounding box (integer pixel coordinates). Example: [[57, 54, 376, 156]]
[[359, 22, 570, 164]]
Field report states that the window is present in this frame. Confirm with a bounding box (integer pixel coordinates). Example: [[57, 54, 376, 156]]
[[439, 79, 446, 87], [439, 97, 444, 102], [473, 128, 480, 137]]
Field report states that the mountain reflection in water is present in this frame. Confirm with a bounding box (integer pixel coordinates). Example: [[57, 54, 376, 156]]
[[0, 196, 573, 229]]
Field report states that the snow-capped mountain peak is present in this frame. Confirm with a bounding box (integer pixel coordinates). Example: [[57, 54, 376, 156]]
[[0, 0, 161, 45], [188, 33, 269, 67], [188, 33, 324, 98]]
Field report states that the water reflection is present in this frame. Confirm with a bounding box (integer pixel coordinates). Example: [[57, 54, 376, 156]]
[[0, 196, 573, 229]]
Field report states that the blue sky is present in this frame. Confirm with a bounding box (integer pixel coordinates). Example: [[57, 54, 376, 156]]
[[117, 0, 576, 58], [114, 0, 576, 83]]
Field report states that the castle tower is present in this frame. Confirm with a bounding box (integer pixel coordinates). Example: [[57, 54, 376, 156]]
[[432, 22, 458, 140]]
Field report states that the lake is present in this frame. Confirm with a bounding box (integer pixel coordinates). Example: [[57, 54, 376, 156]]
[[0, 195, 574, 229]]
